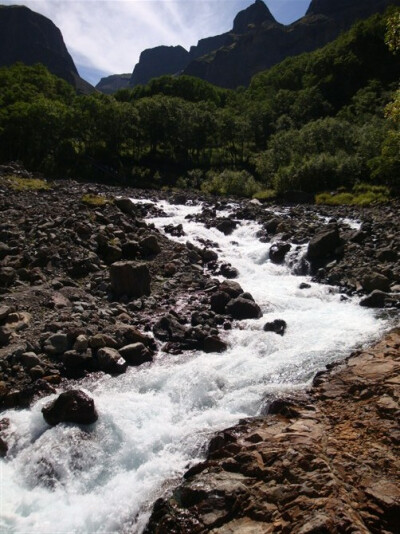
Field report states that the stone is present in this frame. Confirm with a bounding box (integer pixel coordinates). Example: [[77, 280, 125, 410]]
[[359, 290, 389, 308], [119, 343, 153, 366], [42, 390, 98, 425], [114, 197, 136, 215], [73, 334, 88, 352], [269, 242, 291, 264], [139, 235, 161, 256], [210, 291, 231, 314], [43, 333, 69, 355], [216, 219, 237, 236], [110, 262, 151, 298], [226, 297, 262, 320], [376, 248, 397, 262], [153, 314, 188, 342], [263, 319, 287, 336], [97, 347, 127, 374], [362, 272, 391, 293], [307, 225, 341, 263], [20, 352, 41, 368], [219, 280, 243, 298], [121, 240, 139, 260], [220, 264, 239, 279], [203, 335, 228, 353]]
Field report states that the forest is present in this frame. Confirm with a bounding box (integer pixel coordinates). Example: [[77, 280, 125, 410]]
[[0, 10, 398, 200]]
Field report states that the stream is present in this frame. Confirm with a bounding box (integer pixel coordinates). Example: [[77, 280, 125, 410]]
[[0, 199, 389, 533]]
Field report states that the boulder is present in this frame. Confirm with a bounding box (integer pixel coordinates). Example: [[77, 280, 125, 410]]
[[42, 390, 98, 425], [43, 333, 69, 355], [203, 335, 228, 353], [263, 319, 287, 336], [121, 240, 139, 260], [119, 342, 153, 366], [269, 242, 291, 264], [359, 290, 390, 308], [153, 314, 187, 342], [220, 264, 239, 279], [362, 272, 391, 293], [307, 225, 341, 264], [110, 262, 151, 298], [376, 248, 397, 262], [216, 219, 237, 235], [219, 280, 243, 298], [97, 347, 127, 374], [226, 297, 262, 320], [210, 291, 231, 314], [139, 235, 161, 256], [114, 197, 137, 215]]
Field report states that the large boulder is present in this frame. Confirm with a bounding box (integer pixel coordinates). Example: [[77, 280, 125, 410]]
[[97, 347, 127, 374], [119, 343, 153, 366], [153, 314, 188, 342], [110, 262, 151, 298], [140, 235, 161, 256], [307, 225, 342, 264], [210, 291, 231, 314], [362, 273, 391, 293], [359, 290, 390, 308], [269, 242, 291, 264], [219, 280, 243, 298], [42, 390, 98, 425], [114, 197, 137, 215], [226, 297, 262, 320]]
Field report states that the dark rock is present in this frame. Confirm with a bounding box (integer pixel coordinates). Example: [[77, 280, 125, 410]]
[[97, 347, 127, 374], [263, 319, 287, 336], [139, 235, 161, 256], [376, 248, 397, 262], [210, 291, 230, 314], [362, 272, 391, 293], [43, 333, 69, 355], [299, 282, 311, 289], [359, 290, 390, 308], [110, 262, 151, 298], [226, 297, 262, 320], [119, 343, 153, 366], [121, 240, 139, 260], [216, 219, 237, 236], [203, 335, 228, 353], [220, 264, 239, 279], [153, 314, 187, 342], [42, 390, 98, 425], [114, 197, 136, 215], [307, 225, 341, 264], [202, 248, 218, 262], [219, 280, 243, 298], [269, 242, 291, 264]]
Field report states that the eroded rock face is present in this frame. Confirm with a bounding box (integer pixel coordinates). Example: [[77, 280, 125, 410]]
[[42, 389, 98, 425], [145, 330, 400, 533]]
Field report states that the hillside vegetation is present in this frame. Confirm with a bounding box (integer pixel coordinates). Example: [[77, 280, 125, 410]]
[[0, 10, 398, 198]]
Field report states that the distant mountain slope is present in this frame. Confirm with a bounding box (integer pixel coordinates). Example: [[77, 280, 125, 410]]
[[96, 73, 131, 95], [183, 0, 400, 88], [0, 4, 93, 94]]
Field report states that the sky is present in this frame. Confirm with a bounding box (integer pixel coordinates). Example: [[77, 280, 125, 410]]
[[2, 0, 311, 85]]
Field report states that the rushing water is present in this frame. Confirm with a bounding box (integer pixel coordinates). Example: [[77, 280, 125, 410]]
[[0, 200, 389, 534]]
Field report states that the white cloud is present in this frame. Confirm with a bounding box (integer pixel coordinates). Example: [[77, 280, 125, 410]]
[[2, 0, 310, 84]]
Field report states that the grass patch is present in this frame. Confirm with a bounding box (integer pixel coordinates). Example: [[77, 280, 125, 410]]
[[81, 194, 110, 206], [80, 194, 111, 207], [252, 189, 277, 201], [5, 175, 51, 191], [316, 184, 390, 206]]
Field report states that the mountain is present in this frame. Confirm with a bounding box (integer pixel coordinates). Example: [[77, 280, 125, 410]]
[[183, 0, 400, 88], [96, 73, 131, 95], [129, 45, 190, 87], [0, 5, 93, 93]]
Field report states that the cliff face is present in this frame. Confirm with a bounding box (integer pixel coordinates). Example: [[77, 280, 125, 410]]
[[183, 0, 400, 88], [96, 74, 131, 94], [0, 5, 93, 93], [129, 45, 190, 87]]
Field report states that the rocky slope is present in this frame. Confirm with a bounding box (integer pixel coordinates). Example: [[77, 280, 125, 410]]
[[0, 4, 93, 94], [96, 73, 131, 95]]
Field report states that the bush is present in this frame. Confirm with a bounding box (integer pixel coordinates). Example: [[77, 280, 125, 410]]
[[316, 183, 390, 205], [80, 194, 110, 206], [252, 189, 277, 201], [200, 169, 262, 197], [4, 175, 51, 191]]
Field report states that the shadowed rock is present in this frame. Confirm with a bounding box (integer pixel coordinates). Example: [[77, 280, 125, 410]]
[[42, 390, 98, 425]]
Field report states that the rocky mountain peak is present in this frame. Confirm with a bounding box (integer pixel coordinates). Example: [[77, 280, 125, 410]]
[[232, 0, 276, 33]]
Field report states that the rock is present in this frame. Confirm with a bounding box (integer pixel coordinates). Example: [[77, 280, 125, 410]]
[[220, 264, 239, 279], [202, 248, 218, 262], [226, 297, 262, 320], [73, 334, 88, 352], [43, 333, 69, 355], [97, 347, 127, 374], [89, 333, 118, 349], [20, 352, 41, 368], [359, 290, 390, 308], [263, 319, 287, 336], [153, 314, 187, 342], [203, 335, 228, 353], [219, 280, 243, 298], [299, 282, 311, 289], [63, 349, 93, 370], [269, 242, 291, 264], [119, 343, 153, 366], [114, 197, 136, 215], [376, 248, 397, 262], [121, 240, 139, 260], [307, 225, 341, 264], [210, 291, 231, 314], [0, 305, 13, 322], [110, 262, 151, 298], [139, 235, 161, 256], [42, 390, 98, 425], [216, 219, 237, 235], [362, 272, 391, 293], [28, 365, 45, 379]]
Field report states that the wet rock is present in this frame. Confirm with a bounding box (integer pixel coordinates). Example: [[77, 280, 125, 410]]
[[42, 389, 98, 425], [263, 319, 287, 336], [121, 240, 139, 260], [299, 282, 311, 289], [219, 280, 243, 298], [97, 347, 127, 374], [220, 264, 239, 279], [20, 352, 42, 368], [110, 262, 151, 298], [203, 335, 228, 353], [269, 242, 291, 264], [114, 197, 136, 215], [210, 291, 230, 314], [226, 297, 262, 320], [359, 290, 390, 308], [119, 343, 153, 366], [216, 219, 237, 235], [307, 225, 341, 265], [153, 314, 187, 342]]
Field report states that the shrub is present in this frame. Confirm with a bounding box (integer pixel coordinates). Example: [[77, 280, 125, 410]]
[[4, 175, 51, 191], [80, 194, 110, 206], [200, 169, 262, 198], [315, 183, 390, 205]]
